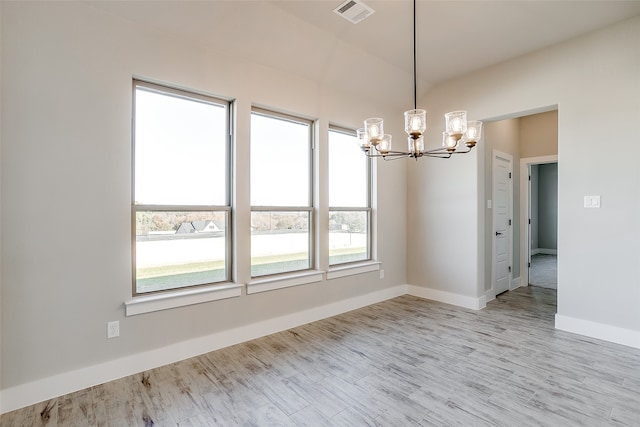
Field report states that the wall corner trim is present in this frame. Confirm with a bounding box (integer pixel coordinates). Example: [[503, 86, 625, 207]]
[[555, 314, 640, 349]]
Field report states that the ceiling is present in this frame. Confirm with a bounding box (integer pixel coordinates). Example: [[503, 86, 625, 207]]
[[87, 1, 640, 109]]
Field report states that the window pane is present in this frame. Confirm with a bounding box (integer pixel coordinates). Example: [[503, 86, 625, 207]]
[[329, 210, 368, 264], [251, 113, 310, 206], [329, 130, 367, 207], [251, 211, 310, 276], [135, 211, 227, 293], [134, 87, 227, 206]]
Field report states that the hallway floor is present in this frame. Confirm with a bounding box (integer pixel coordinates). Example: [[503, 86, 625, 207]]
[[529, 253, 557, 289]]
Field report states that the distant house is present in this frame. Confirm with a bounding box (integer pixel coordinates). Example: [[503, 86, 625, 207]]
[[176, 220, 221, 234]]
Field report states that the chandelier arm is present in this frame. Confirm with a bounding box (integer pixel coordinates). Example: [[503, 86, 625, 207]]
[[450, 146, 473, 154], [423, 147, 453, 155], [363, 151, 410, 159], [423, 152, 454, 159], [383, 154, 412, 161], [369, 144, 415, 157]]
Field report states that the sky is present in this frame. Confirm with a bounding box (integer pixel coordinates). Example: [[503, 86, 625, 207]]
[[134, 85, 367, 209]]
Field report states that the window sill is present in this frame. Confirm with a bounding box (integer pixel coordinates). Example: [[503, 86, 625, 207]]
[[125, 282, 242, 316], [326, 261, 381, 280], [247, 270, 324, 294]]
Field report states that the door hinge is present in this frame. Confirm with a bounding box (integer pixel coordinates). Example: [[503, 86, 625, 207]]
[[509, 172, 512, 179], [528, 262, 531, 268], [508, 266, 512, 272], [528, 175, 531, 181], [529, 218, 531, 225], [509, 219, 512, 226]]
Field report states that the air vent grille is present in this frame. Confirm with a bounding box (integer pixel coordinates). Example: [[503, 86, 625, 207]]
[[333, 0, 375, 24]]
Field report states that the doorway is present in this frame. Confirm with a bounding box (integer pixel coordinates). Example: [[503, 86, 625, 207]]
[[519, 156, 558, 288]]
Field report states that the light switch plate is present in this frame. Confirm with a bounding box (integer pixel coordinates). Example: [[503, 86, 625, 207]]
[[584, 195, 601, 208]]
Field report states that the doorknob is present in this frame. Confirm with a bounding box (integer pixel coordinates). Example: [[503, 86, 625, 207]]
[[495, 231, 503, 236]]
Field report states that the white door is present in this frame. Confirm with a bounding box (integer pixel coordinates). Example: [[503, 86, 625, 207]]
[[493, 151, 512, 295]]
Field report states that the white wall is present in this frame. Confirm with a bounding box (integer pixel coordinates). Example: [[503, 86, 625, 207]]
[[0, 2, 408, 412], [408, 16, 640, 345]]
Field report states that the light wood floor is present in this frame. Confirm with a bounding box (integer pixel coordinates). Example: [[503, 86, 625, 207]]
[[2, 286, 640, 426]]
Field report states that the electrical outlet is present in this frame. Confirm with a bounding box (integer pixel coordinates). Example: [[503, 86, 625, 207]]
[[380, 269, 385, 279], [107, 321, 120, 338]]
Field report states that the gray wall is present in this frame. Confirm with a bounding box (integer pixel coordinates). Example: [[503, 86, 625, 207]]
[[530, 165, 540, 250], [538, 163, 558, 250]]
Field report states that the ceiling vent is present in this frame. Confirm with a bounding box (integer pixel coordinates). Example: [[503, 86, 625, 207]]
[[333, 0, 375, 24]]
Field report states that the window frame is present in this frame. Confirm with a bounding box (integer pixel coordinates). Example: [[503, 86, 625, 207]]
[[328, 125, 373, 266], [249, 107, 315, 278], [131, 79, 233, 296]]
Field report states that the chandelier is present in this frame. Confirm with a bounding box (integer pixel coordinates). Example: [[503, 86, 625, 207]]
[[357, 0, 482, 159]]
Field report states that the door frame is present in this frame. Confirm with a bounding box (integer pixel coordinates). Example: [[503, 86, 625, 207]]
[[519, 155, 558, 287], [492, 149, 513, 296]]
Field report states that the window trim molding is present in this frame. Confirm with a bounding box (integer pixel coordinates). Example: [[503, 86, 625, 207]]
[[326, 261, 381, 280], [125, 282, 242, 316], [247, 270, 324, 294]]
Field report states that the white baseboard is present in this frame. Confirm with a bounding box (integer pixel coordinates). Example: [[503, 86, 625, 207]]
[[531, 248, 557, 255], [555, 314, 640, 349], [407, 285, 486, 310], [510, 276, 522, 290], [1, 285, 407, 414]]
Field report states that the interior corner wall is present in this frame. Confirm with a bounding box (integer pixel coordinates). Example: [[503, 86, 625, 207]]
[[408, 15, 640, 344], [0, 1, 408, 412]]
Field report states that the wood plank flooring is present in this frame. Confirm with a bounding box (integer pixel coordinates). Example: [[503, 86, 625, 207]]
[[2, 286, 640, 426]]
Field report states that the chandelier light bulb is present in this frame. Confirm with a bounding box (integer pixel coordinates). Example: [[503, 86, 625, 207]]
[[465, 120, 483, 147], [445, 111, 467, 138], [442, 132, 458, 152], [379, 134, 392, 154], [404, 109, 427, 137], [408, 135, 424, 155], [356, 128, 370, 151], [364, 118, 384, 143]]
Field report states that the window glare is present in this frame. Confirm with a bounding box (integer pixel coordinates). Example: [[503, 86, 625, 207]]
[[329, 130, 367, 207], [251, 113, 310, 206], [135, 88, 227, 206]]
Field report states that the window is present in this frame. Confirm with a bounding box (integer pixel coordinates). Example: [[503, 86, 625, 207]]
[[250, 109, 313, 277], [132, 81, 231, 295], [328, 127, 371, 265]]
